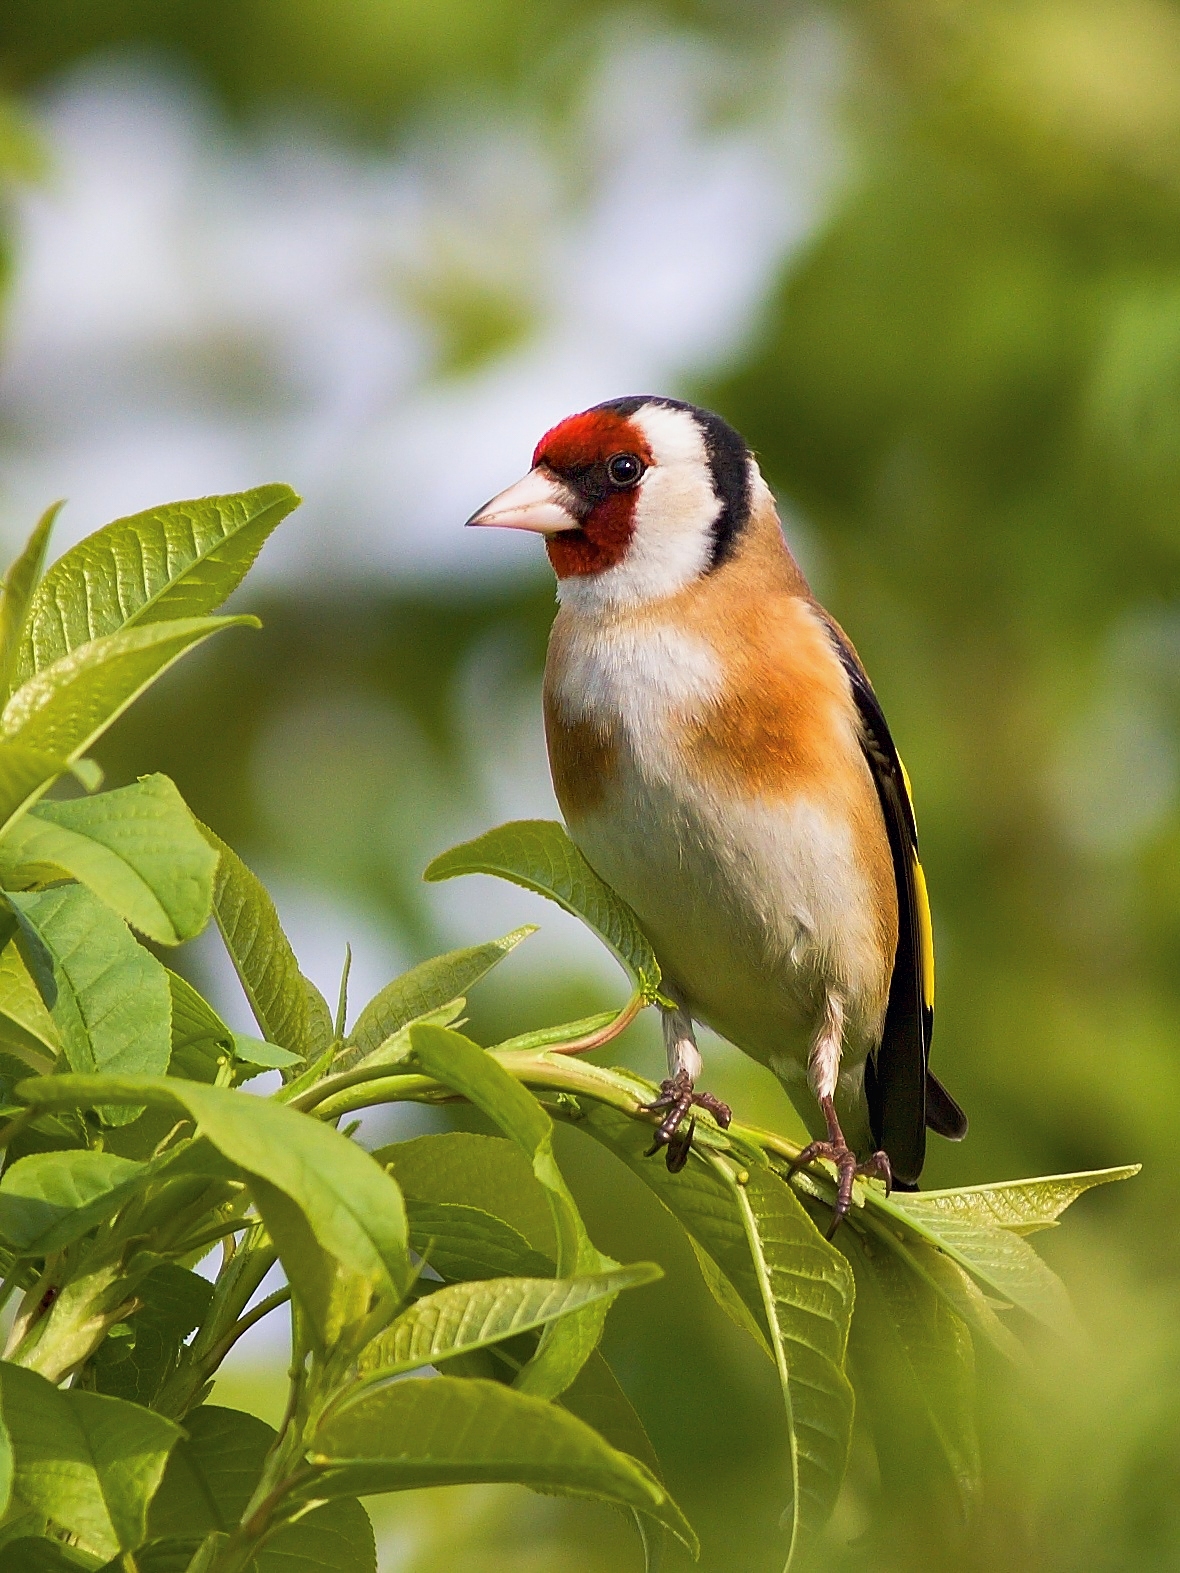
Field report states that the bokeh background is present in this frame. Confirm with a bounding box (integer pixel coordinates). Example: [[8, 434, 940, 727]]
[[2, 2, 1178, 1567]]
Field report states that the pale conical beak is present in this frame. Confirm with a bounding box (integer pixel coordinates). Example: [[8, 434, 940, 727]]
[[465, 468, 581, 534]]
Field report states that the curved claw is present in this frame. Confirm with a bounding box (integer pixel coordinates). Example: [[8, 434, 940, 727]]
[[640, 1071, 732, 1172], [788, 1141, 893, 1237]]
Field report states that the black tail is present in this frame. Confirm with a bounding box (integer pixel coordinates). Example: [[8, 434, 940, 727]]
[[925, 1072, 968, 1141]]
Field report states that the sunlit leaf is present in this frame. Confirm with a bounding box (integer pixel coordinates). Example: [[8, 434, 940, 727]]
[[2, 617, 257, 768], [0, 1361, 181, 1560], [16, 486, 299, 684], [0, 1150, 147, 1255], [15, 1074, 413, 1336], [0, 744, 71, 838], [341, 926, 534, 1066], [0, 776, 218, 945], [897, 1166, 1141, 1236], [424, 821, 662, 1001], [581, 1103, 853, 1561], [200, 824, 332, 1063], [0, 503, 58, 697], [0, 940, 60, 1061], [9, 885, 172, 1124], [408, 1025, 609, 1397], [357, 1265, 659, 1383], [306, 1375, 697, 1554]]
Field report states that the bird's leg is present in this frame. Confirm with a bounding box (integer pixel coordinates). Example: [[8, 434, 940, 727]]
[[640, 997, 732, 1173], [788, 992, 892, 1237]]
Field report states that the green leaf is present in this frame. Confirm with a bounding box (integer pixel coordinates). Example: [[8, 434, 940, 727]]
[[0, 1150, 147, 1255], [580, 1105, 853, 1562], [16, 486, 300, 684], [307, 1375, 696, 1553], [732, 1166, 855, 1566], [148, 1404, 375, 1573], [424, 821, 662, 1001], [0, 1540, 94, 1572], [9, 885, 172, 1123], [15, 1075, 413, 1325], [258, 1502, 376, 1573], [407, 1025, 607, 1398], [357, 1265, 659, 1383], [2, 617, 257, 767], [0, 503, 58, 696], [341, 927, 534, 1066], [0, 1361, 181, 1560], [200, 824, 332, 1062], [841, 1228, 980, 1516], [896, 1165, 1141, 1235], [0, 939, 61, 1062], [92, 1264, 213, 1407], [561, 1350, 671, 1573], [230, 1035, 301, 1069], [581, 1103, 773, 1348], [165, 970, 231, 1081], [148, 1405, 273, 1539], [378, 1131, 556, 1257], [407, 1200, 554, 1281], [0, 776, 218, 946], [0, 744, 71, 838]]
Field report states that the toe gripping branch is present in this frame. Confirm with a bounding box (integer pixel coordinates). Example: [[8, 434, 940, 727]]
[[787, 1094, 892, 1239], [639, 1069, 733, 1173]]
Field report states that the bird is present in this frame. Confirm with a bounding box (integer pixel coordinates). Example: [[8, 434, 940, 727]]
[[466, 395, 966, 1227]]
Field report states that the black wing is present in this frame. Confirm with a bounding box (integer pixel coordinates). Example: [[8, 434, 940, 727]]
[[821, 618, 966, 1185]]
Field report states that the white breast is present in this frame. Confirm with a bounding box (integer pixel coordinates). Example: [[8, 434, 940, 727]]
[[549, 613, 888, 1073]]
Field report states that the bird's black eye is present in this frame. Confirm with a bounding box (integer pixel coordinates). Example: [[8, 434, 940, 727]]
[[606, 452, 644, 488]]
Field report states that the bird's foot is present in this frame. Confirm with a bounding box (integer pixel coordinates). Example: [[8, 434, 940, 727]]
[[639, 1070, 732, 1173], [788, 1137, 892, 1239]]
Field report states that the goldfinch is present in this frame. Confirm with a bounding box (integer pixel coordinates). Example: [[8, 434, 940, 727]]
[[467, 396, 966, 1225]]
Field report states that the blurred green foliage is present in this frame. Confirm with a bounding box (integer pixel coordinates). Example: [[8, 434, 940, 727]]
[[7, 0, 1180, 1569]]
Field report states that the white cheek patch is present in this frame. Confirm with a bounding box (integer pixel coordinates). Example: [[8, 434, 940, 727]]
[[557, 403, 723, 614]]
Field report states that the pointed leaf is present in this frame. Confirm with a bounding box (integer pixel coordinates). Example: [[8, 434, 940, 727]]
[[0, 1150, 147, 1255], [358, 1265, 659, 1382], [92, 1264, 213, 1406], [9, 885, 171, 1124], [0, 503, 58, 696], [732, 1166, 855, 1565], [0, 776, 217, 945], [342, 927, 534, 1065], [425, 821, 662, 1000], [0, 745, 71, 837], [199, 825, 332, 1062], [841, 1229, 980, 1515], [378, 1131, 556, 1257], [2, 617, 256, 766], [16, 486, 299, 683], [0, 940, 60, 1059], [407, 1200, 553, 1281], [897, 1166, 1141, 1235], [0, 1362, 181, 1560], [580, 1104, 854, 1561], [14, 1075, 413, 1318], [407, 1025, 607, 1397], [307, 1376, 696, 1554], [885, 1198, 1082, 1336]]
